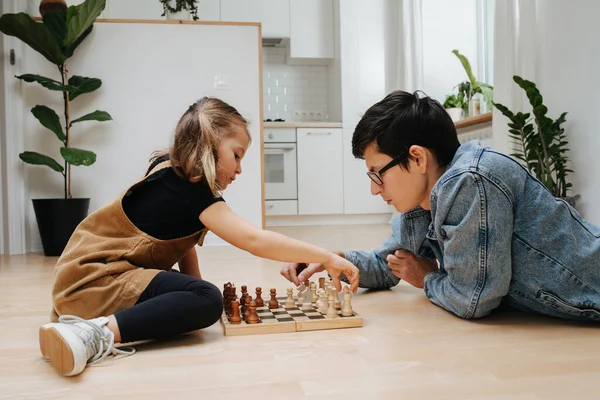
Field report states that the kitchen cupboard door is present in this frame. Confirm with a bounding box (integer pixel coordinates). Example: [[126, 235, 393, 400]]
[[297, 128, 343, 215], [289, 0, 334, 59], [220, 0, 290, 38]]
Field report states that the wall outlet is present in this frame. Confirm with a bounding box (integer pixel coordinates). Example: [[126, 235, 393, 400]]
[[293, 110, 326, 121]]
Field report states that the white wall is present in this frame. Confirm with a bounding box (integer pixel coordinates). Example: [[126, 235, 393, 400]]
[[534, 0, 600, 224], [17, 22, 262, 251], [421, 0, 479, 104]]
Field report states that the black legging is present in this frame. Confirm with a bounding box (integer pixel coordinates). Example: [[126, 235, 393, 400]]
[[114, 271, 223, 343]]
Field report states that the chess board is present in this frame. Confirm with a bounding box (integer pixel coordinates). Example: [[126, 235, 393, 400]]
[[221, 296, 363, 336]]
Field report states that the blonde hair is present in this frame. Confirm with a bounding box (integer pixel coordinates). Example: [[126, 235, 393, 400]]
[[151, 97, 250, 195]]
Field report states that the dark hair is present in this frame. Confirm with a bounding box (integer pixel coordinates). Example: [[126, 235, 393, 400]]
[[352, 90, 460, 169]]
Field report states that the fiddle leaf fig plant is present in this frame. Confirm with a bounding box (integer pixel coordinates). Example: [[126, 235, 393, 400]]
[[0, 0, 110, 199]]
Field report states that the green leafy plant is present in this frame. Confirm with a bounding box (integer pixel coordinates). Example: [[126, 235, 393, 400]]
[[493, 76, 572, 198], [452, 49, 493, 113], [159, 0, 199, 21], [0, 0, 110, 199], [443, 93, 465, 109]]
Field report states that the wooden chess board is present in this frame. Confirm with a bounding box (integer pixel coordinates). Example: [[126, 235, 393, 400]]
[[221, 296, 363, 336]]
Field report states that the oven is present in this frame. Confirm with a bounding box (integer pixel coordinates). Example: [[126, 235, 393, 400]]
[[264, 128, 298, 215]]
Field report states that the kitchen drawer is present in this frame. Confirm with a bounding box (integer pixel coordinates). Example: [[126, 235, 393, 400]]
[[264, 128, 296, 143], [265, 200, 298, 216]]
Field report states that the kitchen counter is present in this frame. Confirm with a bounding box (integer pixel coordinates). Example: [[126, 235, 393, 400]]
[[264, 121, 343, 128]]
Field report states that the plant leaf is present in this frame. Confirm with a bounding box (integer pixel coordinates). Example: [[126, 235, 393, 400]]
[[31, 105, 66, 142], [452, 50, 477, 86], [15, 74, 67, 91], [60, 147, 96, 166], [64, 0, 105, 49], [19, 151, 64, 173], [67, 76, 102, 100], [42, 9, 67, 52], [70, 110, 112, 125], [0, 13, 65, 65]]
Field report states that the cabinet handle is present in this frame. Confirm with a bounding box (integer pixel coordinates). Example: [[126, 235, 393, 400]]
[[307, 132, 331, 136], [265, 147, 295, 151]]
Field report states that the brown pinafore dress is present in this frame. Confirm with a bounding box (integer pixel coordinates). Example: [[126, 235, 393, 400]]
[[51, 161, 209, 321]]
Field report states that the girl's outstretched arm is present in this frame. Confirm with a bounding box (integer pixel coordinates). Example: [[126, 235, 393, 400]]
[[200, 202, 359, 292]]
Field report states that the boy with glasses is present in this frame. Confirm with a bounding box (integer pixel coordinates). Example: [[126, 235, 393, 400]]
[[281, 90, 600, 322]]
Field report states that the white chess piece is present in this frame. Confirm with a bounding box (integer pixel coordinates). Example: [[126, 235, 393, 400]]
[[310, 282, 318, 302], [317, 288, 327, 313], [284, 288, 296, 308], [297, 283, 312, 307], [329, 286, 341, 308], [342, 286, 354, 317], [325, 293, 338, 319]]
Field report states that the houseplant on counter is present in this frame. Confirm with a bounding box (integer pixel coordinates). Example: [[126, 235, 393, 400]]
[[0, 0, 111, 256], [159, 0, 200, 20], [493, 76, 578, 207], [452, 49, 493, 116], [443, 93, 465, 122]]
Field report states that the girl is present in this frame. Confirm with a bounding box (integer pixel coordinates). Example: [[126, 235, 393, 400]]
[[40, 97, 360, 377]]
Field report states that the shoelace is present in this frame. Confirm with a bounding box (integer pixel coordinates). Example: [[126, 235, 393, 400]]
[[58, 315, 136, 365]]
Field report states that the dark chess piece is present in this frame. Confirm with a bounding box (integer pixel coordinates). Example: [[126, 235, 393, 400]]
[[268, 288, 279, 309], [229, 300, 241, 324], [243, 296, 252, 322], [247, 300, 259, 324], [255, 287, 264, 307]]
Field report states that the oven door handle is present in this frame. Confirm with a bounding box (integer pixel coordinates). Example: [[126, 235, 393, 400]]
[[264, 147, 296, 151]]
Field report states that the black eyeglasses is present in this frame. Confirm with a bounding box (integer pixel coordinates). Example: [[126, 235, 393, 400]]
[[367, 155, 402, 186]]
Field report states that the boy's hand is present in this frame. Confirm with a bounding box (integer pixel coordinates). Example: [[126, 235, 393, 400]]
[[386, 249, 438, 288]]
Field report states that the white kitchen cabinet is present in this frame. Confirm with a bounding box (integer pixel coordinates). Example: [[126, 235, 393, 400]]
[[289, 0, 334, 59], [220, 0, 290, 38], [297, 128, 343, 215]]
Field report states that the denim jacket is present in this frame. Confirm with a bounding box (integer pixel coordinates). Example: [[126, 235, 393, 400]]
[[344, 141, 600, 321]]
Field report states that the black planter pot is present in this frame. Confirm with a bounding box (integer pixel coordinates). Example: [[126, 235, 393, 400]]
[[32, 198, 90, 257]]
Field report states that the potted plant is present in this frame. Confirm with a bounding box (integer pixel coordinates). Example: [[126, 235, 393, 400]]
[[159, 0, 200, 20], [493, 76, 578, 207], [443, 93, 465, 122], [0, 0, 110, 256], [452, 49, 494, 116]]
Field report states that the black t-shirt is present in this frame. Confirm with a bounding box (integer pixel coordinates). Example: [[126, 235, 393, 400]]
[[122, 155, 224, 240]]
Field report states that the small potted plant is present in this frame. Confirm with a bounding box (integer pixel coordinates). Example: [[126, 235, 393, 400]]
[[493, 76, 578, 208], [0, 0, 110, 255], [443, 93, 465, 122], [452, 49, 493, 116], [159, 0, 200, 20]]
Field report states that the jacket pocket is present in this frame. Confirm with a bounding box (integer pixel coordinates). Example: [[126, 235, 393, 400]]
[[536, 290, 600, 322]]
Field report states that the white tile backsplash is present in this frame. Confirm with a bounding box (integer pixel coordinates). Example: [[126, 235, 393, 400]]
[[263, 47, 329, 121]]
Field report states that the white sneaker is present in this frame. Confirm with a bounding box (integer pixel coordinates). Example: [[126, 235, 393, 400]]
[[39, 315, 135, 376]]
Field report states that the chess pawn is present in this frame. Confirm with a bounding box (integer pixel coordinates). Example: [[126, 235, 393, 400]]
[[342, 286, 354, 317], [318, 277, 325, 289], [317, 288, 328, 314], [329, 287, 341, 308], [243, 296, 252, 322], [229, 300, 241, 324], [268, 288, 279, 309], [325, 293, 338, 319], [310, 282, 318, 302], [255, 287, 264, 307], [284, 288, 296, 308], [246, 300, 259, 324]]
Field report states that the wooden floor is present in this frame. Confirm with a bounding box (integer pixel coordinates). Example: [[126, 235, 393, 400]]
[[1, 224, 599, 400]]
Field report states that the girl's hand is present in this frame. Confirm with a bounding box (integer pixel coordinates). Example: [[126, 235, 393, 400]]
[[323, 254, 360, 293], [280, 262, 325, 286]]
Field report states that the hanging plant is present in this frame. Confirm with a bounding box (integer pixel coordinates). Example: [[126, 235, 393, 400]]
[[159, 0, 199, 21]]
